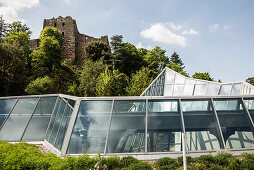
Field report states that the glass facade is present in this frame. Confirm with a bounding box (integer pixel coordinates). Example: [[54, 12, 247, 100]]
[[0, 67, 254, 157]]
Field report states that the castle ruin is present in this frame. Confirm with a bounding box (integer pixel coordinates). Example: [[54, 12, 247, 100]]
[[30, 16, 109, 63]]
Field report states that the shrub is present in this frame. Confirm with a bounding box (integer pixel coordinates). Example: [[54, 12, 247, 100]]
[[214, 152, 233, 166], [127, 161, 152, 170], [155, 157, 180, 169], [177, 155, 193, 166], [120, 156, 139, 167]]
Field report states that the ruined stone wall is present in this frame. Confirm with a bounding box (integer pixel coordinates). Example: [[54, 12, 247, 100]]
[[29, 16, 109, 63], [29, 39, 40, 51]]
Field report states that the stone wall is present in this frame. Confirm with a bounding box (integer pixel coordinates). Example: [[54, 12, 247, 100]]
[[30, 16, 109, 63]]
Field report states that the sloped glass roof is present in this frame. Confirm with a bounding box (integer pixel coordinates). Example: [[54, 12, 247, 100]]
[[142, 67, 254, 96]]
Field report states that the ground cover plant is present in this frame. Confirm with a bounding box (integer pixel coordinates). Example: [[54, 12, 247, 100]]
[[0, 142, 254, 170]]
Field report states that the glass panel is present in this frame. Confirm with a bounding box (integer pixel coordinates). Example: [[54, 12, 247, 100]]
[[185, 79, 196, 84], [196, 80, 207, 85], [164, 85, 173, 96], [0, 98, 39, 141], [243, 98, 254, 123], [0, 99, 17, 127], [68, 100, 112, 154], [165, 68, 175, 84], [107, 100, 146, 153], [231, 83, 242, 95], [214, 99, 254, 149], [173, 85, 184, 96], [55, 105, 73, 150], [174, 74, 185, 84], [148, 100, 182, 152], [182, 100, 222, 151], [194, 84, 207, 96], [206, 83, 220, 96], [22, 97, 57, 141], [45, 97, 61, 141], [183, 85, 194, 96], [219, 84, 232, 95], [49, 99, 67, 144]]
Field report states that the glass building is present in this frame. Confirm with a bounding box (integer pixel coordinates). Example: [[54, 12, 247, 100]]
[[0, 67, 254, 159]]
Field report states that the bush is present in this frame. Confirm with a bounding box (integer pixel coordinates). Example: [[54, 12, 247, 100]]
[[127, 161, 152, 170], [155, 157, 180, 169], [120, 156, 139, 167], [214, 152, 233, 166]]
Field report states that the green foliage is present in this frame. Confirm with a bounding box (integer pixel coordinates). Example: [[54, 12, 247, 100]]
[[126, 161, 152, 170], [155, 157, 180, 169], [110, 34, 123, 51], [169, 62, 189, 77], [0, 42, 28, 96], [192, 72, 214, 81], [214, 152, 233, 166], [170, 51, 185, 69], [144, 46, 170, 75], [120, 156, 139, 167], [96, 67, 129, 96], [78, 58, 106, 96], [25, 76, 53, 95], [85, 41, 111, 61], [31, 27, 62, 78], [113, 43, 146, 76], [0, 15, 7, 40], [126, 67, 153, 96], [246, 77, 254, 86]]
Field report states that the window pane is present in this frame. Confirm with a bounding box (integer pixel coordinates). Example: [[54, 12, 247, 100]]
[[0, 99, 17, 127], [148, 100, 182, 152], [68, 100, 112, 154], [22, 97, 57, 141], [214, 99, 254, 149], [164, 85, 173, 96], [173, 85, 184, 96], [55, 104, 73, 150], [231, 83, 241, 95], [185, 79, 196, 84], [219, 84, 232, 95], [206, 83, 220, 96], [194, 85, 207, 96], [243, 98, 254, 123], [182, 100, 222, 151], [183, 85, 194, 96], [0, 98, 39, 141], [165, 69, 175, 84], [174, 74, 185, 84], [48, 99, 67, 145], [45, 97, 61, 141], [107, 100, 146, 153]]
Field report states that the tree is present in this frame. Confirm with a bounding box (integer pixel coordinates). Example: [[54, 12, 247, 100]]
[[78, 58, 106, 96], [192, 72, 214, 81], [144, 46, 170, 77], [169, 52, 185, 69], [31, 27, 62, 77], [114, 43, 146, 76], [0, 15, 7, 40], [96, 67, 129, 96], [126, 67, 154, 96], [85, 41, 111, 61], [25, 76, 53, 94], [110, 35, 123, 51], [246, 77, 254, 86], [0, 42, 28, 96], [169, 62, 188, 77]]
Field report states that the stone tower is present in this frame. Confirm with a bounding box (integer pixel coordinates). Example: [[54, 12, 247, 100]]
[[30, 16, 109, 63]]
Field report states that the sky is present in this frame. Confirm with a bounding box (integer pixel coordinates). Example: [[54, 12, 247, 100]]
[[0, 0, 254, 82]]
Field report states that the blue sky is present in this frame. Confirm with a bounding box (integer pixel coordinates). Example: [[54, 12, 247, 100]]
[[1, 0, 254, 82]]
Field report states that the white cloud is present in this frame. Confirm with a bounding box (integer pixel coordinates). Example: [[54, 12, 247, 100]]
[[0, 0, 39, 22], [182, 29, 198, 35], [135, 42, 152, 50], [167, 22, 182, 31], [223, 25, 229, 30], [209, 24, 220, 32], [140, 23, 187, 47]]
